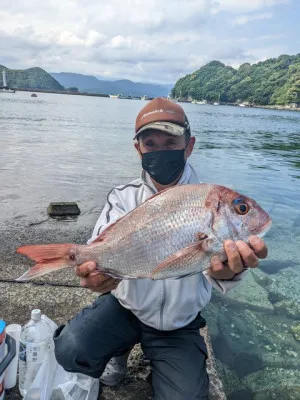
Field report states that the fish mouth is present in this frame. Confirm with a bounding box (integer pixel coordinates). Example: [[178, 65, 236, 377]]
[[256, 218, 272, 239]]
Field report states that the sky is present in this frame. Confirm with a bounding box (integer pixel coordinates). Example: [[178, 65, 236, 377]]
[[0, 0, 299, 84]]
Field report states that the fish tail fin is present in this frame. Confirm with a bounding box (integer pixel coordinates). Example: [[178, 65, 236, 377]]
[[16, 244, 74, 281]]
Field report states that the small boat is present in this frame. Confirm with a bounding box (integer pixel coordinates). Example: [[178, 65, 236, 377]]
[[0, 88, 15, 93], [214, 94, 220, 105], [109, 94, 119, 98], [31, 93, 38, 98]]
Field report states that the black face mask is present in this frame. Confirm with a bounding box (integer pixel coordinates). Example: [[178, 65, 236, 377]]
[[141, 149, 186, 185]]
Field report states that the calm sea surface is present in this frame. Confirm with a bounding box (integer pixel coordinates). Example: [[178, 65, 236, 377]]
[[1, 92, 300, 398]]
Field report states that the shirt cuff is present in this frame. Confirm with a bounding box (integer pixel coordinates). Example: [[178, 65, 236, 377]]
[[202, 268, 249, 294]]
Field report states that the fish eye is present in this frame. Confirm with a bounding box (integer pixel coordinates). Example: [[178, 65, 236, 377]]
[[233, 198, 250, 215]]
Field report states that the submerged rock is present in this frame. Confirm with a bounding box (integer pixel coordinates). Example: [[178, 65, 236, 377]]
[[205, 299, 300, 398], [253, 386, 300, 400], [222, 271, 274, 312], [242, 368, 300, 395], [291, 323, 300, 341], [274, 300, 300, 319]]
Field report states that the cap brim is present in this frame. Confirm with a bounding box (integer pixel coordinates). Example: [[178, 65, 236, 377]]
[[133, 122, 185, 140]]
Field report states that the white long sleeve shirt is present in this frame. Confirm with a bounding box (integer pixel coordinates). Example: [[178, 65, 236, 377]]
[[88, 163, 248, 331]]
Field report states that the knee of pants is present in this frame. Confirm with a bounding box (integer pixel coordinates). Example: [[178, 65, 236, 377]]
[[53, 324, 86, 371]]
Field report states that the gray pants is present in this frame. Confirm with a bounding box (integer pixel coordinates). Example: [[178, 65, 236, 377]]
[[53, 293, 209, 400]]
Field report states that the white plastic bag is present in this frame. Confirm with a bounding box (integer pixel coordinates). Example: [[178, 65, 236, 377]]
[[24, 315, 99, 400], [23, 348, 57, 400], [50, 373, 99, 400]]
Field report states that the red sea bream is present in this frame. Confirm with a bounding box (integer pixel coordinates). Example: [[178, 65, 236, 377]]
[[16, 184, 272, 281]]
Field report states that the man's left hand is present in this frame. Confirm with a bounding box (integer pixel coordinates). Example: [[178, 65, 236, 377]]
[[207, 235, 268, 280]]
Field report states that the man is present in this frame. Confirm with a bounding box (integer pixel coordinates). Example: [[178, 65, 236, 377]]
[[54, 98, 268, 399]]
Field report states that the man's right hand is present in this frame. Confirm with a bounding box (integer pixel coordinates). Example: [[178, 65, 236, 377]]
[[76, 262, 121, 293]]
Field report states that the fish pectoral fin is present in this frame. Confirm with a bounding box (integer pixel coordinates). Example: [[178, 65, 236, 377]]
[[150, 240, 213, 280]]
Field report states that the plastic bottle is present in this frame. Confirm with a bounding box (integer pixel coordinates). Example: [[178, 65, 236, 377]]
[[18, 310, 53, 397]]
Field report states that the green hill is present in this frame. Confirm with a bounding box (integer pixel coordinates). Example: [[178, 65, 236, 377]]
[[0, 65, 63, 91], [171, 54, 300, 106]]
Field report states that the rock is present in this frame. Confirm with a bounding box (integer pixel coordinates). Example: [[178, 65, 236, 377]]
[[253, 386, 300, 400], [291, 322, 300, 341], [241, 368, 300, 394], [251, 269, 273, 288], [219, 271, 274, 312], [201, 327, 227, 400], [214, 361, 249, 399], [205, 303, 300, 385], [47, 202, 81, 217], [274, 300, 300, 319], [266, 267, 300, 307]]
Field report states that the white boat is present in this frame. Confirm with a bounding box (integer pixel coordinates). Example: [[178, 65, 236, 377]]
[[0, 88, 15, 93], [214, 94, 220, 105], [239, 103, 246, 107], [109, 94, 119, 98]]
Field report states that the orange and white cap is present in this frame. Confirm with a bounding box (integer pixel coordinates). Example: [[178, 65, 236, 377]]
[[134, 97, 190, 139]]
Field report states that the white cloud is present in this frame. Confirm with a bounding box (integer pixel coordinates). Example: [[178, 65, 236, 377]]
[[212, 0, 289, 14], [233, 12, 273, 25], [0, 0, 296, 83], [110, 36, 133, 49]]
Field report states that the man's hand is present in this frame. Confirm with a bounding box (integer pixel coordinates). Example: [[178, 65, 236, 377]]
[[207, 235, 268, 280], [76, 262, 121, 293]]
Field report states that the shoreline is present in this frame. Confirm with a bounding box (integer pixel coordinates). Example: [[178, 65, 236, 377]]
[[6, 88, 300, 112]]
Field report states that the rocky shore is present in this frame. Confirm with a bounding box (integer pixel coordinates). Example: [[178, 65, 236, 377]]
[[0, 216, 226, 400]]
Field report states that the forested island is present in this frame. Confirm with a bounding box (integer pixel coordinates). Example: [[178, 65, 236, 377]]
[[0, 65, 63, 91], [171, 54, 300, 106]]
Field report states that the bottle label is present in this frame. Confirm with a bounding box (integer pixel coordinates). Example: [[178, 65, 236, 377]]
[[19, 339, 52, 364]]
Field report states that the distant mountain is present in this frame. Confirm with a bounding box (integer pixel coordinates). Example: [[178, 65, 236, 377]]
[[51, 72, 173, 97], [172, 54, 300, 105], [0, 65, 63, 91], [50, 72, 100, 91]]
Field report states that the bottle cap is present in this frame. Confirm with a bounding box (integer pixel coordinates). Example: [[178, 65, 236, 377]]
[[31, 309, 41, 321], [0, 320, 6, 344], [0, 321, 5, 335]]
